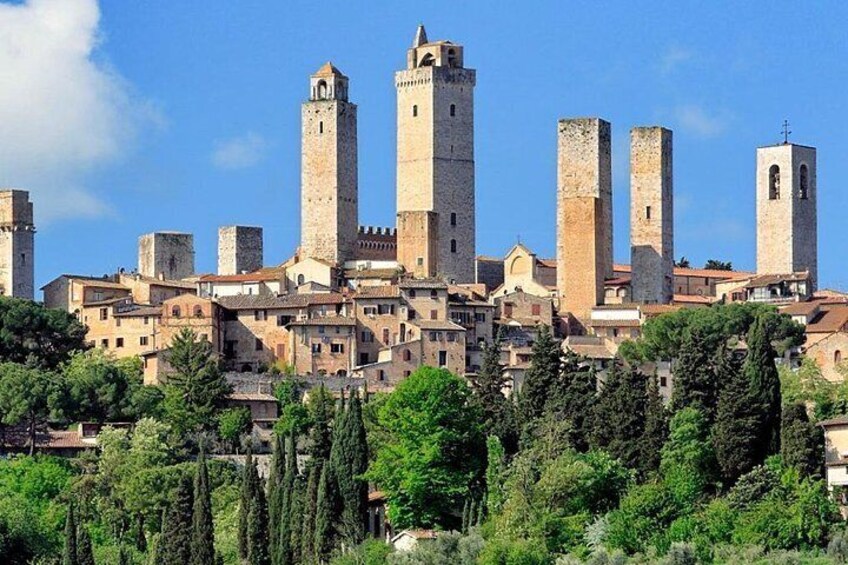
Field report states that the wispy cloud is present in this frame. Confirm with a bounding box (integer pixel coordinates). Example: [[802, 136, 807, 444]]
[[674, 105, 730, 138], [659, 45, 693, 75], [211, 132, 268, 170], [0, 0, 161, 222]]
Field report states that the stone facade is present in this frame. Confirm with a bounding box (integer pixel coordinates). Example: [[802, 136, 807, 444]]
[[396, 26, 476, 283], [756, 143, 817, 290], [0, 190, 34, 299], [138, 232, 195, 280], [630, 127, 673, 304], [301, 63, 358, 266], [397, 211, 439, 278], [556, 119, 611, 323], [218, 225, 263, 276]]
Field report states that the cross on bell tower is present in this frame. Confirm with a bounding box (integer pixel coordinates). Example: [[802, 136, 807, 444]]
[[781, 119, 792, 144]]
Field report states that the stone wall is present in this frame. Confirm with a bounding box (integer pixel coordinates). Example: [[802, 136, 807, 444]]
[[138, 232, 195, 280], [630, 127, 673, 304], [0, 190, 34, 299], [396, 211, 438, 278], [218, 225, 263, 275]]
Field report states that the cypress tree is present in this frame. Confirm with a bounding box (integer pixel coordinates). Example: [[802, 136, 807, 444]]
[[268, 434, 285, 565], [161, 474, 194, 565], [781, 402, 823, 477], [247, 460, 270, 565], [640, 373, 669, 476], [519, 325, 561, 426], [485, 435, 507, 516], [134, 514, 146, 554], [671, 328, 719, 421], [63, 502, 78, 565], [301, 461, 321, 563], [313, 463, 335, 563], [309, 385, 334, 461], [590, 363, 648, 470], [289, 475, 306, 564], [548, 353, 596, 452], [461, 498, 471, 533], [277, 434, 297, 565], [713, 347, 761, 483], [744, 315, 782, 457], [238, 447, 256, 560], [334, 392, 369, 546], [472, 329, 517, 447], [77, 525, 95, 565], [191, 448, 215, 565]]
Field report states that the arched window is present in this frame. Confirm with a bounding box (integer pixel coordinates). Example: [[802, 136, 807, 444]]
[[412, 105, 418, 117], [769, 165, 781, 200], [450, 239, 457, 253], [447, 48, 457, 67], [317, 80, 328, 99], [799, 164, 809, 200], [297, 274, 305, 286], [171, 306, 181, 318], [450, 212, 457, 226], [419, 53, 435, 67], [836, 350, 843, 365], [450, 104, 456, 117], [193, 306, 203, 318]]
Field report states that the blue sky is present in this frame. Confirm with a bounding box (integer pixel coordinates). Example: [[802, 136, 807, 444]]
[[1, 1, 847, 291]]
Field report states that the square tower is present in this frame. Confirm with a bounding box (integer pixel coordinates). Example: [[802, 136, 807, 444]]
[[218, 225, 263, 275], [556, 118, 613, 322], [397, 210, 439, 278], [138, 232, 195, 280], [0, 190, 34, 299], [756, 143, 817, 289], [301, 62, 358, 266], [630, 127, 674, 304], [396, 25, 476, 283]]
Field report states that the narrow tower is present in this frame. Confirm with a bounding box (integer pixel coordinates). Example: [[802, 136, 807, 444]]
[[301, 62, 358, 266], [0, 190, 34, 299], [630, 127, 673, 304], [756, 142, 817, 289], [218, 226, 263, 275], [557, 118, 613, 322], [396, 25, 476, 283]]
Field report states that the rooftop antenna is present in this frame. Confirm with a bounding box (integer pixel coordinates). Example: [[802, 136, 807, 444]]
[[781, 119, 792, 145]]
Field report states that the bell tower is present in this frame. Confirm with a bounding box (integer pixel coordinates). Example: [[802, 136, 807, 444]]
[[396, 25, 476, 283], [301, 62, 358, 266]]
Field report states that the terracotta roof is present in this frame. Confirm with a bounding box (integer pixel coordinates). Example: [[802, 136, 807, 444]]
[[227, 392, 278, 403], [605, 276, 631, 286], [806, 306, 848, 334], [818, 415, 848, 427], [217, 294, 309, 310], [395, 529, 438, 541], [672, 294, 713, 305], [537, 259, 557, 268], [289, 317, 356, 327], [399, 279, 448, 290], [344, 268, 399, 280], [75, 279, 130, 290], [641, 304, 683, 315], [589, 319, 641, 328], [612, 263, 753, 280], [744, 272, 810, 288], [306, 293, 348, 305], [199, 271, 284, 283], [411, 319, 466, 331], [475, 255, 501, 262], [815, 289, 848, 301], [83, 296, 132, 307], [368, 490, 386, 502], [355, 285, 401, 299], [113, 305, 163, 317], [565, 343, 615, 359], [314, 61, 344, 77], [780, 301, 822, 317]]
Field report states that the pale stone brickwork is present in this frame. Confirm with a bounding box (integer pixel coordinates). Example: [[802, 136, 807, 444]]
[[138, 232, 195, 280], [630, 127, 674, 304], [756, 143, 818, 289], [218, 226, 263, 276], [397, 211, 438, 278], [301, 63, 358, 266], [0, 190, 34, 299], [396, 26, 476, 283]]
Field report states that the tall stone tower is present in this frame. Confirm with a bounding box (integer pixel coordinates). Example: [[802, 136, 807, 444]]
[[138, 232, 195, 280], [630, 127, 673, 304], [218, 226, 263, 275], [556, 118, 613, 322], [756, 142, 817, 289], [301, 62, 358, 266], [0, 190, 34, 299], [396, 25, 476, 283]]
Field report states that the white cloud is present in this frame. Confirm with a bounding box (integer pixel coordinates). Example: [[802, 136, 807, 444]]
[[674, 104, 730, 138], [659, 46, 692, 75], [211, 132, 267, 170], [0, 0, 159, 222]]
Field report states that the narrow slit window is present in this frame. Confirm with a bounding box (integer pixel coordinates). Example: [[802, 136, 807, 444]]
[[645, 206, 652, 219]]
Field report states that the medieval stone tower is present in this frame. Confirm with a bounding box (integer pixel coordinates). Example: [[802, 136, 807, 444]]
[[0, 190, 34, 299], [218, 225, 263, 275], [630, 127, 674, 304], [556, 118, 613, 322], [756, 142, 817, 289], [396, 25, 476, 283], [138, 232, 195, 280], [301, 62, 358, 266]]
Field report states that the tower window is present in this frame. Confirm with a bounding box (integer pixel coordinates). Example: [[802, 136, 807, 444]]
[[317, 80, 328, 99], [836, 350, 843, 365], [799, 164, 809, 200], [645, 206, 652, 219], [319, 121, 323, 134], [450, 104, 456, 117], [450, 239, 457, 253], [19, 253, 25, 266], [450, 212, 457, 226], [412, 105, 418, 117], [769, 165, 781, 200]]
